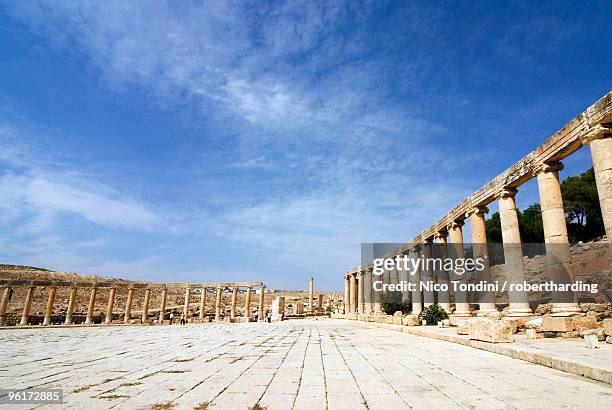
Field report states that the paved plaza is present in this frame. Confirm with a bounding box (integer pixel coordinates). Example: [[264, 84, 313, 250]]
[[1, 319, 611, 409]]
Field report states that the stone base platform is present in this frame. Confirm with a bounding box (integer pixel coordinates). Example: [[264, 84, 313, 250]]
[[348, 319, 612, 385]]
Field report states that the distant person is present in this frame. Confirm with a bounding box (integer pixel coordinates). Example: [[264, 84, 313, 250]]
[[180, 313, 186, 325], [169, 312, 174, 324], [254, 312, 259, 322], [266, 312, 271, 323]]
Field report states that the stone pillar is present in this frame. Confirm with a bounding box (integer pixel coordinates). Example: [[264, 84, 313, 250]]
[[142, 288, 151, 323], [199, 288, 207, 320], [422, 239, 435, 307], [258, 285, 265, 321], [105, 287, 116, 324], [410, 247, 423, 315], [536, 162, 582, 316], [43, 286, 57, 325], [19, 286, 35, 326], [584, 127, 612, 242], [244, 287, 252, 319], [309, 277, 315, 313], [348, 274, 357, 313], [85, 287, 97, 325], [434, 231, 451, 312], [498, 188, 532, 316], [469, 206, 497, 315], [159, 287, 167, 324], [215, 286, 222, 321], [65, 287, 77, 325], [317, 294, 323, 311], [230, 287, 238, 320], [0, 287, 10, 326], [448, 220, 471, 317], [343, 276, 350, 313], [364, 267, 373, 314], [357, 271, 364, 313], [183, 287, 191, 319], [124, 288, 134, 324], [400, 254, 410, 304]]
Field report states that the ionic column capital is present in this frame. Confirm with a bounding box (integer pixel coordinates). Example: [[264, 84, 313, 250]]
[[579, 124, 612, 145], [434, 230, 448, 240], [533, 161, 564, 176], [465, 205, 489, 219], [496, 187, 518, 199], [447, 219, 465, 231]]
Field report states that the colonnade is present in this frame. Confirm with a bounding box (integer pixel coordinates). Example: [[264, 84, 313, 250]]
[[344, 92, 612, 318], [0, 280, 266, 327]]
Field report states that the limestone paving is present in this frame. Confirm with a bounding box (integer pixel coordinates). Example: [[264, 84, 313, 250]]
[[0, 319, 610, 409]]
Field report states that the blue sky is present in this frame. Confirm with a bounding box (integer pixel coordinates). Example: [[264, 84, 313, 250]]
[[0, 1, 610, 290]]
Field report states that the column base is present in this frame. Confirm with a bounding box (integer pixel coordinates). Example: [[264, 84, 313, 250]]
[[551, 303, 584, 317], [505, 307, 533, 317]]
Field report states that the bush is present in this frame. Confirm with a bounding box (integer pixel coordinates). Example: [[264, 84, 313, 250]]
[[381, 301, 410, 315], [418, 304, 448, 325]]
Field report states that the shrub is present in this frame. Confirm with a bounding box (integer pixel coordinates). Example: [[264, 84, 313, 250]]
[[381, 301, 410, 315], [418, 304, 448, 325]]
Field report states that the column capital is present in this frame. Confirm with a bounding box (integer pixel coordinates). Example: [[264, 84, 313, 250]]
[[496, 187, 518, 199], [434, 230, 448, 240], [410, 245, 421, 254], [447, 219, 465, 231], [579, 124, 612, 145], [533, 161, 564, 176], [465, 205, 489, 218], [423, 236, 434, 244]]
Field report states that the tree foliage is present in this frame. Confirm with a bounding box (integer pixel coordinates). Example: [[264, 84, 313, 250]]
[[485, 168, 603, 244]]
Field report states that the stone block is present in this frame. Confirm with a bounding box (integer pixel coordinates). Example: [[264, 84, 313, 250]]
[[570, 316, 598, 331], [526, 329, 538, 339], [602, 318, 612, 336], [392, 315, 403, 325], [541, 317, 571, 332], [583, 334, 599, 349], [606, 336, 612, 344], [524, 318, 543, 331], [456, 320, 469, 335], [402, 315, 420, 326], [468, 319, 514, 343]]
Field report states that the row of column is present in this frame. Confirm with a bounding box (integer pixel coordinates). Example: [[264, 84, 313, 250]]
[[344, 132, 611, 317], [0, 284, 267, 326]]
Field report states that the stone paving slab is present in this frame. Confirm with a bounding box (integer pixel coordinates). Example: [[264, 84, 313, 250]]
[[355, 319, 612, 384], [1, 319, 611, 409]]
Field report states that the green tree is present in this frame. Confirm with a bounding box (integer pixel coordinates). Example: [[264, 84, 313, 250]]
[[518, 203, 544, 243], [485, 212, 503, 243], [561, 168, 604, 242]]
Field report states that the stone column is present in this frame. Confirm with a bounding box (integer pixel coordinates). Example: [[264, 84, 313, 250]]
[[85, 287, 97, 325], [364, 267, 373, 314], [400, 254, 410, 304], [448, 220, 471, 317], [357, 271, 365, 314], [422, 239, 435, 307], [410, 247, 423, 315], [142, 288, 151, 323], [183, 287, 191, 320], [105, 287, 116, 324], [43, 286, 57, 325], [230, 287, 238, 320], [19, 286, 35, 326], [469, 206, 497, 315], [498, 188, 532, 316], [215, 286, 222, 321], [536, 162, 582, 316], [0, 287, 10, 326], [244, 287, 252, 319], [258, 285, 265, 321], [348, 274, 357, 313], [583, 126, 612, 242], [124, 288, 134, 324], [343, 276, 350, 313], [434, 231, 451, 312], [65, 287, 77, 325], [199, 288, 207, 320], [309, 277, 315, 313], [159, 287, 167, 323]]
